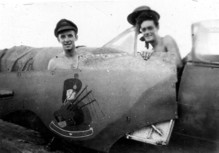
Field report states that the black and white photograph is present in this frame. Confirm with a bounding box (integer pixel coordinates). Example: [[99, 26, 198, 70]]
[[0, 0, 219, 152]]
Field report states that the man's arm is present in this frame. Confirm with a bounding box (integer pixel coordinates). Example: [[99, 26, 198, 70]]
[[164, 35, 182, 68]]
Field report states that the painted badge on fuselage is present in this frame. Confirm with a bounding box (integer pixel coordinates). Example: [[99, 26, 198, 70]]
[[49, 73, 95, 138]]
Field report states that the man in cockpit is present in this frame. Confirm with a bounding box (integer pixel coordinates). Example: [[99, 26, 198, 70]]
[[127, 6, 182, 69], [48, 19, 79, 70]]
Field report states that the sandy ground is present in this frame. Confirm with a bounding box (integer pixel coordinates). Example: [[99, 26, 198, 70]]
[[0, 119, 219, 153], [0, 119, 64, 153]]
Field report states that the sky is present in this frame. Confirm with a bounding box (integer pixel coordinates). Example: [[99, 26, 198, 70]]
[[1, 0, 219, 57]]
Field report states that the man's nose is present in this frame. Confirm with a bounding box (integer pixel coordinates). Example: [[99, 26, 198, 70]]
[[143, 30, 150, 36], [64, 36, 70, 41], [144, 29, 150, 34]]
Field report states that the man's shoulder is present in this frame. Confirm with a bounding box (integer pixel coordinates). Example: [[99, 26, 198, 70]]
[[47, 54, 64, 70], [50, 53, 65, 61], [163, 35, 175, 42], [48, 56, 58, 64], [162, 35, 177, 46]]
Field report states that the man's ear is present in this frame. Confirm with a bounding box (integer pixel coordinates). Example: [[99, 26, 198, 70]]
[[57, 37, 60, 42], [75, 34, 78, 41]]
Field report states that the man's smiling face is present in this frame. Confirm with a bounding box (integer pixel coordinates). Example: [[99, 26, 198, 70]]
[[58, 30, 78, 53], [140, 20, 159, 43]]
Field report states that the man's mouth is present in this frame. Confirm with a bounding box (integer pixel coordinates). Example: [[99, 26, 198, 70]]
[[144, 35, 153, 40], [64, 43, 72, 47], [144, 34, 152, 38]]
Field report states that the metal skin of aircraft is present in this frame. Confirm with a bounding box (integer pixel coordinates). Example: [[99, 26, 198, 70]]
[[0, 20, 219, 152]]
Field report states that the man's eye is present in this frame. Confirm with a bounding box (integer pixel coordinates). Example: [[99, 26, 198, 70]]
[[148, 26, 154, 30], [60, 35, 66, 39], [141, 28, 147, 32], [68, 34, 73, 38]]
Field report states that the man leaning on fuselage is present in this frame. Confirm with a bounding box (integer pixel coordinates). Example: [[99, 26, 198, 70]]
[[127, 6, 183, 69]]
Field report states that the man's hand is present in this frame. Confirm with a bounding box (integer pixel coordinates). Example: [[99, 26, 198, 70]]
[[138, 51, 153, 60]]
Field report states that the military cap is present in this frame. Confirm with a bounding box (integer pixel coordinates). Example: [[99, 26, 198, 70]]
[[54, 19, 78, 37], [127, 6, 160, 25]]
